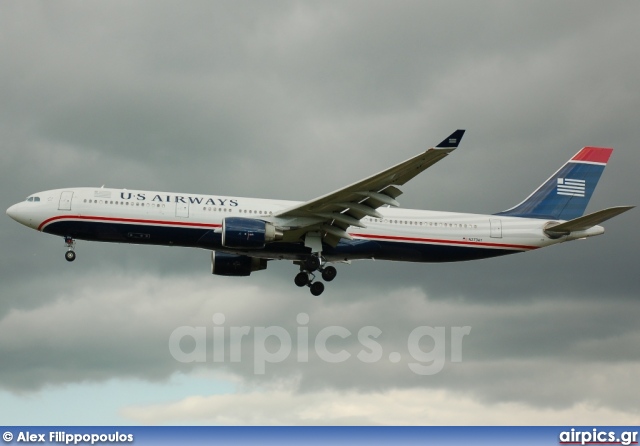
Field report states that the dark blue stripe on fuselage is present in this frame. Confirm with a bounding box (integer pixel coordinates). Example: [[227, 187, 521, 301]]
[[44, 220, 213, 247], [44, 220, 520, 263]]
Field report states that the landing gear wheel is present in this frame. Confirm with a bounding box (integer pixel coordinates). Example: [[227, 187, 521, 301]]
[[310, 281, 325, 296], [305, 255, 321, 272], [65, 250, 76, 262], [321, 266, 337, 282], [294, 272, 309, 287]]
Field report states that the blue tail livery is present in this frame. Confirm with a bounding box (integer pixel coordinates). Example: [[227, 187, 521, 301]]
[[497, 147, 613, 220]]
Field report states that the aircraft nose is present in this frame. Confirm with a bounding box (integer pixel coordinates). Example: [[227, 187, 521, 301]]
[[7, 201, 41, 229], [6, 202, 31, 227], [6, 203, 20, 221]]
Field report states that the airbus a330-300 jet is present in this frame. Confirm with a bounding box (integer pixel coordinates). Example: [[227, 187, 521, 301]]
[[7, 130, 633, 295]]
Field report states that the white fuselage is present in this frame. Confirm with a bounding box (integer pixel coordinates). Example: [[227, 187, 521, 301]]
[[6, 187, 605, 263]]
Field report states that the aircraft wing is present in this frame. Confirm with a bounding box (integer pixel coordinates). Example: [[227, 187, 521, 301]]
[[274, 130, 465, 246]]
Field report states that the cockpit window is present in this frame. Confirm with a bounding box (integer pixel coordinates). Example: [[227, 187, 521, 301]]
[[26, 197, 40, 202]]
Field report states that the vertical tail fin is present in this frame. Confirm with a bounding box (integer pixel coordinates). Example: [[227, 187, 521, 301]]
[[496, 147, 613, 220]]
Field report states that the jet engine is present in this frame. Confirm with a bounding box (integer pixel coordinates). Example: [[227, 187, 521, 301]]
[[211, 251, 267, 276], [221, 217, 282, 249]]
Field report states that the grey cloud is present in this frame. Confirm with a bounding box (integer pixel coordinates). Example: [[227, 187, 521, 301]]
[[1, 273, 639, 416]]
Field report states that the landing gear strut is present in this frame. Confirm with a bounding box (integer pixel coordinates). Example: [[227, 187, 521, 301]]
[[64, 236, 76, 262]]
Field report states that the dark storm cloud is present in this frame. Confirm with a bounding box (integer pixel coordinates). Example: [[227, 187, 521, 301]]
[[1, 275, 638, 416], [1, 0, 639, 422]]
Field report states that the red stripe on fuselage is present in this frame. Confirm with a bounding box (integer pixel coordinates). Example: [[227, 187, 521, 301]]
[[350, 232, 538, 250], [38, 215, 222, 231]]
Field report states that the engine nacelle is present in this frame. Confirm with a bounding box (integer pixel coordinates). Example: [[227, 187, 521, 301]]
[[222, 217, 282, 249], [211, 251, 267, 276]]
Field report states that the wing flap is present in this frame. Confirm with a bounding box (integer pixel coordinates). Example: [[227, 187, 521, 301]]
[[321, 224, 353, 240], [380, 185, 403, 198], [336, 202, 383, 218]]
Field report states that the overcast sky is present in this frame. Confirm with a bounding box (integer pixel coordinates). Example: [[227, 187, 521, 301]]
[[1, 1, 639, 425]]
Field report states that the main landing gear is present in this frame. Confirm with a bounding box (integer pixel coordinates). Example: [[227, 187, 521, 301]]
[[294, 232, 336, 296], [64, 236, 76, 262], [294, 254, 337, 296]]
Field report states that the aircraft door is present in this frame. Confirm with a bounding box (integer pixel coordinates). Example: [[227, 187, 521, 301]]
[[490, 219, 502, 238], [58, 191, 73, 211], [176, 202, 189, 218]]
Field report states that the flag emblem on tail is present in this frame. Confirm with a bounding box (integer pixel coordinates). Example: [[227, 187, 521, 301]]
[[557, 178, 585, 197]]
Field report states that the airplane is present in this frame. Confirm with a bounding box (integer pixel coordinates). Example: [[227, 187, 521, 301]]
[[6, 130, 633, 296]]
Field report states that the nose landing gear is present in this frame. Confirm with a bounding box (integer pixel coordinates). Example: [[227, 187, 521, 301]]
[[64, 236, 76, 262]]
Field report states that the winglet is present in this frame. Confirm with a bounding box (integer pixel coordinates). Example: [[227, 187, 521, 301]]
[[436, 130, 466, 148]]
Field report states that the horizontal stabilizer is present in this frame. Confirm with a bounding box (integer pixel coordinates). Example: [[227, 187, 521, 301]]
[[545, 206, 634, 236]]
